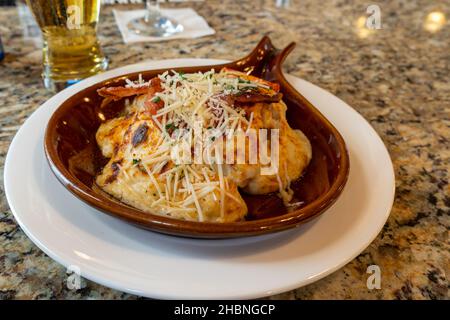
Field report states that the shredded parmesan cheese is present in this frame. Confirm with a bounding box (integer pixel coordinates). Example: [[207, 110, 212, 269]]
[[98, 68, 295, 222]]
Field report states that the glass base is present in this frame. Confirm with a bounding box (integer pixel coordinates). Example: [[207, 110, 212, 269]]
[[43, 57, 109, 92], [127, 15, 183, 37]]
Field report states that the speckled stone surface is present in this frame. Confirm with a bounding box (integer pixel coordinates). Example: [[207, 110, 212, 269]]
[[0, 0, 449, 300]]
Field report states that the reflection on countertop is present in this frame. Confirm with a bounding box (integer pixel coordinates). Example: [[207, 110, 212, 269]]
[[0, 0, 448, 299]]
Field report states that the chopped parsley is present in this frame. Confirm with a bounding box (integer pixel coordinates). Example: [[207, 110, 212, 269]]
[[165, 122, 176, 132], [236, 86, 257, 95], [132, 158, 141, 165], [152, 96, 161, 103]]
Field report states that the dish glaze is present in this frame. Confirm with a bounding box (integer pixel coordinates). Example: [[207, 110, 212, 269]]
[[44, 37, 350, 238]]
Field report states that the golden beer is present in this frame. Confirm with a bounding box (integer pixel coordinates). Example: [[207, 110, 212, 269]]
[[26, 0, 108, 90]]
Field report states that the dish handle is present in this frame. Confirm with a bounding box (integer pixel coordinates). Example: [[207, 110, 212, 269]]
[[224, 36, 296, 80]]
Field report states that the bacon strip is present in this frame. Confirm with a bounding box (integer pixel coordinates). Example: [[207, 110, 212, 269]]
[[221, 67, 280, 92], [97, 86, 150, 101], [97, 77, 163, 108], [234, 92, 282, 105]]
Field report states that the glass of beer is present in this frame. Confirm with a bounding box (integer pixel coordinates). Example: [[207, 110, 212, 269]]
[[26, 0, 108, 91]]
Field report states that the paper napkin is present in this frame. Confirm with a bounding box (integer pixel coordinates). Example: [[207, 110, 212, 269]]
[[113, 8, 215, 43]]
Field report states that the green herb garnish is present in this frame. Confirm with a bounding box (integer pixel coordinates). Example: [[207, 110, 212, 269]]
[[165, 122, 176, 132], [152, 96, 161, 103], [132, 158, 141, 165], [236, 86, 257, 95]]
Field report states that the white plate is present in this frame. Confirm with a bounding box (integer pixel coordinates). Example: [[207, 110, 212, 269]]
[[4, 59, 395, 299]]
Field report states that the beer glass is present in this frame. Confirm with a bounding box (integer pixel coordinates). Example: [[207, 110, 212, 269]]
[[26, 0, 108, 91]]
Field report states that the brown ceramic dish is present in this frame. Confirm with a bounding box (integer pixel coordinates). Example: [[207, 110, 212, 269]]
[[44, 37, 350, 238]]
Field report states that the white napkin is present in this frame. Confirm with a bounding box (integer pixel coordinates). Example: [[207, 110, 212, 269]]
[[113, 8, 215, 43]]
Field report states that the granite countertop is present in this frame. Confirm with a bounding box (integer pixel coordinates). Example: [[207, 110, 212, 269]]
[[0, 0, 448, 299]]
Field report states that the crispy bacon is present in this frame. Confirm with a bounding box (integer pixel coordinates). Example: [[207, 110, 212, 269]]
[[221, 67, 280, 92], [210, 91, 282, 110], [146, 77, 163, 95], [233, 92, 282, 105], [97, 77, 163, 108], [97, 86, 149, 100]]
